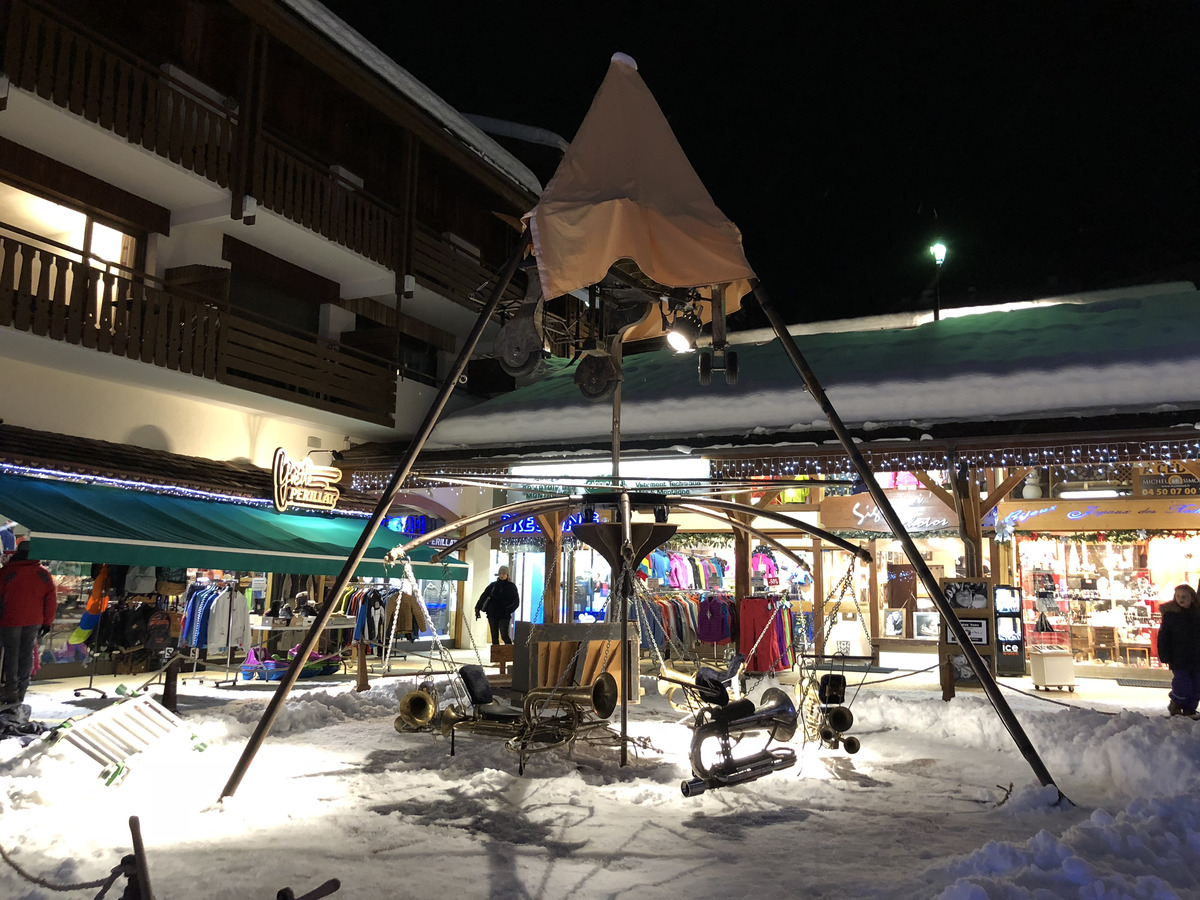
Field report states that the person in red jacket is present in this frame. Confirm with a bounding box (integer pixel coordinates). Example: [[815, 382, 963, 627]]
[[0, 539, 58, 707]]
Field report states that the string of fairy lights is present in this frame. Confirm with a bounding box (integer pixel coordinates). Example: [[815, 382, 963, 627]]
[[349, 437, 1200, 495], [707, 439, 1200, 481]]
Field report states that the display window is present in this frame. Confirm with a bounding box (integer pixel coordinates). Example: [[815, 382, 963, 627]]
[[1014, 533, 1200, 668]]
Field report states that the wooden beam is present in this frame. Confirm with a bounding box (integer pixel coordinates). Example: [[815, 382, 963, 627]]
[[981, 467, 1033, 518], [812, 539, 825, 656], [867, 538, 880, 666], [535, 512, 564, 624], [913, 471, 956, 511]]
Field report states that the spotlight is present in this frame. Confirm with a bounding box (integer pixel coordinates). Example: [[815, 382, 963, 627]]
[[666, 309, 702, 353], [653, 504, 670, 523]]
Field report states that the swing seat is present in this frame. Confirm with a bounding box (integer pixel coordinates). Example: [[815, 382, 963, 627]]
[[459, 664, 523, 723]]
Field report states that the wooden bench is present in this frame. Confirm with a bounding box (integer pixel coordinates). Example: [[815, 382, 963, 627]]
[[490, 643, 514, 675]]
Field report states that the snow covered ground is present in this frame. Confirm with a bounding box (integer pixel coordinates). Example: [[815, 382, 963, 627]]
[[1, 666, 1198, 900]]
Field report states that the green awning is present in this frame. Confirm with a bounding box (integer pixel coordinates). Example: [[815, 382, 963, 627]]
[[0, 472, 465, 580]]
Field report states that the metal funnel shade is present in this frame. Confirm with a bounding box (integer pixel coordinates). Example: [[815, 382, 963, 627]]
[[572, 523, 677, 569]]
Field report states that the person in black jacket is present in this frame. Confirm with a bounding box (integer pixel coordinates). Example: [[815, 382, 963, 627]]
[[475, 566, 520, 645], [1158, 584, 1200, 718]]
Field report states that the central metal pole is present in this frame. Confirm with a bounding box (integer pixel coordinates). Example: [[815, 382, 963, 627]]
[[219, 233, 530, 800], [751, 281, 1064, 800], [618, 490, 633, 766]]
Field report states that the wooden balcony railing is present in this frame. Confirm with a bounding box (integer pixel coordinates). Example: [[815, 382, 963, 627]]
[[218, 310, 396, 427], [254, 135, 397, 268], [0, 224, 220, 376], [413, 224, 525, 311], [0, 226, 395, 426], [4, 1, 527, 322], [5, 1, 235, 187]]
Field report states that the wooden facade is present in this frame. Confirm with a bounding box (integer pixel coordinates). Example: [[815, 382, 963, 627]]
[[0, 0, 535, 425]]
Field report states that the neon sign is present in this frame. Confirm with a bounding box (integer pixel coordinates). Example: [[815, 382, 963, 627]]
[[272, 448, 340, 513], [498, 511, 599, 535], [385, 515, 429, 535]]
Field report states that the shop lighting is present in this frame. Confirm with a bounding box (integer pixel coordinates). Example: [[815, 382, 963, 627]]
[[1058, 489, 1125, 499], [666, 309, 702, 353]]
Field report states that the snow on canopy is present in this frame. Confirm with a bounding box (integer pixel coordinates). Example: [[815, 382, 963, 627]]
[[429, 282, 1200, 452], [523, 53, 755, 327]]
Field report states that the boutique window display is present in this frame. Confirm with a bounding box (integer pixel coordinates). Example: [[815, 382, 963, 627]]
[[1015, 533, 1200, 668]]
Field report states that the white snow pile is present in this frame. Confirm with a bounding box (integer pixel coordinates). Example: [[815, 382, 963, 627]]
[[1, 677, 1199, 899]]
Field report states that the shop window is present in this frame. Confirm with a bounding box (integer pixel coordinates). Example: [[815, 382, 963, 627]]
[[0, 179, 139, 271]]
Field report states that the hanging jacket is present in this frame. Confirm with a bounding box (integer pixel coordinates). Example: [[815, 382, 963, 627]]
[[206, 588, 251, 652]]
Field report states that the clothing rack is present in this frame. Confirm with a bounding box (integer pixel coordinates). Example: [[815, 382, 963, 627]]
[[179, 578, 243, 688], [73, 649, 107, 699]]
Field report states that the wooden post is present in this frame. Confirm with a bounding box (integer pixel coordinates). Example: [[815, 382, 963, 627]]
[[812, 538, 825, 656], [536, 512, 564, 623], [867, 538, 880, 665], [355, 641, 369, 692], [731, 492, 753, 601]]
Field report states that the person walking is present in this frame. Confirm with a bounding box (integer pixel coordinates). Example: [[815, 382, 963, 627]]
[[474, 565, 520, 645], [1158, 583, 1200, 718], [0, 539, 58, 708]]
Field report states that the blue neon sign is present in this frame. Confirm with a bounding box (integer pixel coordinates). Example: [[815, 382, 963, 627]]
[[498, 511, 599, 535]]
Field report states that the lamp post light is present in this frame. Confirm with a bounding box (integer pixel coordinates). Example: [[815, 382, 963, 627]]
[[929, 241, 947, 321]]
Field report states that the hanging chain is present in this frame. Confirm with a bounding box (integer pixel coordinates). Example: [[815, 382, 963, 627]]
[[822, 556, 865, 646], [537, 543, 559, 625], [399, 558, 470, 710]]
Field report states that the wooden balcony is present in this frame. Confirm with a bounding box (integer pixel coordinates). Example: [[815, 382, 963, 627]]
[[254, 135, 397, 269], [0, 226, 396, 426], [413, 223, 525, 312], [3, 1, 528, 312], [4, 1, 235, 187]]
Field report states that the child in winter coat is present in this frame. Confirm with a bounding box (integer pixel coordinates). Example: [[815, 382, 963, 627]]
[[1157, 584, 1200, 718]]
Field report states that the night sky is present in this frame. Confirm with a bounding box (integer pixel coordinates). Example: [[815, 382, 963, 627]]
[[321, 1, 1199, 322]]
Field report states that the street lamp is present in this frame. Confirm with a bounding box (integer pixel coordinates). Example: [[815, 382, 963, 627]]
[[929, 241, 947, 321]]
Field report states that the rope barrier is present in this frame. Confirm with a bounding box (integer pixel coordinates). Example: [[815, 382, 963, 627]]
[[0, 842, 130, 897]]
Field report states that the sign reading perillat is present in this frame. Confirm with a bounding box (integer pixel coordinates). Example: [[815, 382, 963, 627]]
[[271, 447, 341, 513]]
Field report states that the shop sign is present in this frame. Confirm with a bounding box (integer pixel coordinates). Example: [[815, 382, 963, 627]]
[[998, 497, 1200, 532], [944, 617, 991, 646], [498, 510, 600, 535], [272, 447, 341, 513], [820, 490, 956, 533], [1134, 463, 1200, 498], [384, 515, 432, 535]]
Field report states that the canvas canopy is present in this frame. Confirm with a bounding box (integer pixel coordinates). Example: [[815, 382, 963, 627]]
[[523, 53, 755, 339], [0, 472, 465, 580]]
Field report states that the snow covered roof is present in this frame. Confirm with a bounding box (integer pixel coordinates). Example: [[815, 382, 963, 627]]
[[279, 0, 542, 197], [424, 282, 1200, 457]]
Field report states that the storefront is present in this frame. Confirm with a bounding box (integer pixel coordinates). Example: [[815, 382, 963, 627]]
[[0, 468, 466, 679], [996, 494, 1200, 673]]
